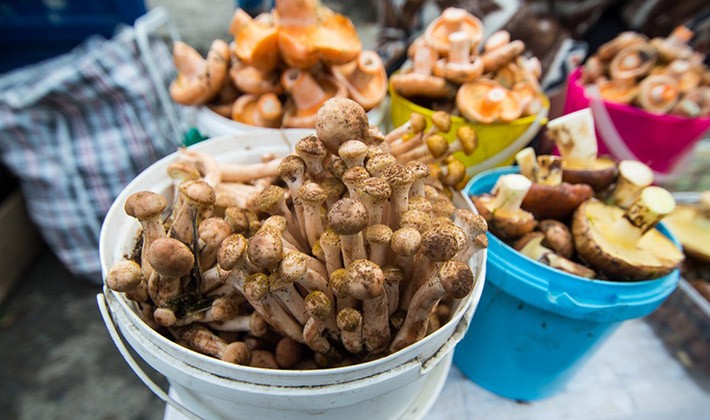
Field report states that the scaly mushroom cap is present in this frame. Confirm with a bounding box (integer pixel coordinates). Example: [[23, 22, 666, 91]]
[[199, 217, 233, 247], [347, 259, 384, 300], [365, 153, 397, 178], [342, 166, 370, 192], [609, 43, 657, 80], [572, 199, 683, 281], [170, 40, 230, 105], [438, 260, 475, 299], [337, 307, 362, 332], [327, 198, 368, 235], [400, 210, 432, 234], [106, 260, 143, 292], [332, 50, 387, 110], [338, 140, 369, 168], [125, 191, 167, 220], [636, 75, 680, 114], [217, 234, 248, 270], [230, 65, 284, 95], [315, 98, 369, 155], [257, 185, 287, 215], [232, 13, 280, 71], [357, 177, 391, 205], [247, 227, 284, 270], [457, 79, 522, 123], [424, 8, 483, 56], [421, 224, 464, 262], [390, 227, 421, 257], [277, 155, 306, 184], [366, 224, 394, 246], [305, 291, 331, 320], [147, 238, 194, 278]]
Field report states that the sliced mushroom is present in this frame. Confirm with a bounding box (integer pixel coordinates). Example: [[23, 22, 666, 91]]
[[572, 188, 684, 281], [332, 50, 387, 111], [457, 79, 523, 123], [610, 160, 654, 209], [170, 40, 230, 105]]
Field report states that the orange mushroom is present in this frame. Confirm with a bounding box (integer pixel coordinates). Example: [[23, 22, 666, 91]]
[[231, 8, 280, 72], [481, 40, 525, 73], [281, 68, 347, 128], [608, 44, 657, 80], [456, 79, 522, 123], [663, 60, 702, 93], [433, 31, 484, 85], [332, 50, 387, 111], [671, 86, 710, 118], [230, 64, 284, 95], [651, 25, 694, 63], [391, 42, 454, 99], [597, 31, 647, 61], [636, 74, 680, 114], [424, 8, 483, 57], [170, 39, 230, 105], [597, 78, 639, 104], [232, 92, 284, 128]]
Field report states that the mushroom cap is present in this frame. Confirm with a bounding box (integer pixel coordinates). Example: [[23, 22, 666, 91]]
[[456, 126, 478, 155], [562, 157, 618, 192], [275, 337, 305, 369], [332, 50, 387, 110], [222, 341, 252, 365], [436, 55, 484, 85], [406, 160, 431, 181], [390, 227, 421, 257], [277, 155, 306, 183], [326, 156, 348, 179], [257, 185, 287, 214], [457, 79, 523, 123], [572, 199, 684, 281], [315, 97, 369, 154], [125, 191, 167, 220], [231, 64, 284, 95], [438, 260, 475, 299], [424, 8, 483, 56], [232, 17, 280, 71], [167, 162, 201, 184], [636, 75, 680, 114], [295, 135, 327, 159], [538, 219, 574, 259], [471, 194, 537, 240], [662, 204, 710, 263], [170, 40, 230, 105], [305, 291, 331, 320], [609, 43, 657, 80], [247, 227, 284, 269], [217, 234, 248, 270], [400, 209, 432, 234], [408, 196, 433, 214], [347, 259, 384, 300], [198, 217, 233, 246], [329, 268, 350, 298], [598, 32, 648, 61], [232, 92, 283, 128], [365, 153, 397, 178], [390, 71, 455, 100], [365, 224, 393, 245], [321, 177, 346, 201], [336, 307, 362, 332], [327, 198, 368, 235], [521, 182, 594, 220], [279, 251, 308, 282], [311, 13, 362, 65], [597, 78, 639, 104], [420, 224, 464, 262], [338, 140, 369, 165], [356, 177, 391, 204], [106, 260, 143, 292], [342, 166, 370, 190], [244, 273, 270, 301], [147, 238, 194, 278], [179, 180, 216, 207], [298, 182, 327, 204], [383, 164, 415, 188]]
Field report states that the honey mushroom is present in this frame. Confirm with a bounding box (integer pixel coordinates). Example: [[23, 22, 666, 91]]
[[171, 324, 251, 365], [169, 180, 217, 245], [356, 177, 391, 226], [145, 238, 194, 308], [243, 273, 305, 343], [347, 260, 390, 354], [336, 307, 364, 354], [124, 191, 168, 281], [327, 198, 369, 267]]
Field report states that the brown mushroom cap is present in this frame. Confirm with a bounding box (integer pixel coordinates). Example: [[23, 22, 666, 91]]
[[147, 238, 194, 278], [247, 227, 284, 270], [538, 220, 574, 259], [572, 199, 684, 281], [315, 97, 369, 154], [327, 198, 368, 235], [106, 260, 143, 292], [180, 180, 217, 208], [217, 234, 248, 270], [420, 224, 464, 262], [282, 71, 347, 128], [521, 182, 594, 221], [125, 191, 167, 220], [390, 71, 455, 100], [347, 259, 384, 300], [562, 157, 618, 192], [198, 217, 233, 246], [438, 260, 475, 299]]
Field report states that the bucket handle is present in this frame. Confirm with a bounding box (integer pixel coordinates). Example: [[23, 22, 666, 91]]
[[96, 293, 201, 420], [586, 86, 696, 184]]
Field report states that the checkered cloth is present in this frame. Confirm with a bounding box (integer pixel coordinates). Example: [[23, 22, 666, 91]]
[[0, 26, 179, 283]]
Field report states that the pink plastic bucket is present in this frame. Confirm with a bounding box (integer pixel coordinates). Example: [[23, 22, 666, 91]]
[[564, 68, 710, 182]]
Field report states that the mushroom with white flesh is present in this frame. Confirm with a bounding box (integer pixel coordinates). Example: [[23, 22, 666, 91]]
[[572, 187, 684, 281], [384, 164, 415, 229], [315, 97, 369, 155], [514, 232, 596, 278], [269, 272, 309, 326], [470, 174, 537, 240], [433, 31, 484, 84], [295, 134, 328, 181], [146, 238, 195, 307], [170, 39, 230, 105], [356, 177, 391, 226], [610, 160, 654, 209], [210, 311, 269, 338], [281, 69, 347, 128], [336, 307, 363, 354], [390, 42, 455, 100], [327, 198, 369, 267], [171, 324, 251, 365], [243, 273, 305, 343], [303, 291, 333, 353], [124, 191, 168, 281], [662, 191, 710, 263], [231, 92, 284, 128], [365, 224, 393, 267], [515, 147, 594, 221], [390, 260, 474, 353], [636, 75, 680, 114], [424, 8, 483, 57], [197, 217, 233, 270], [457, 79, 523, 123], [230, 8, 280, 72], [347, 260, 390, 354], [331, 50, 388, 111], [169, 180, 216, 245], [546, 108, 618, 192]]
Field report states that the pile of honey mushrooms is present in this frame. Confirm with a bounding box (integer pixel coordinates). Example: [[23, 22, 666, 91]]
[[471, 108, 684, 282], [581, 26, 710, 117], [169, 0, 387, 128], [106, 98, 488, 369], [390, 8, 546, 123]]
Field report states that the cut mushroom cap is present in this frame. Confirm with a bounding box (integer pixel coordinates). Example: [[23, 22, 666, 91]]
[[662, 192, 710, 262], [546, 108, 618, 192], [170, 40, 230, 105], [470, 174, 536, 240], [457, 79, 523, 123], [636, 75, 680, 114], [424, 8, 483, 56], [608, 44, 657, 80], [572, 189, 684, 281], [332, 50, 387, 111], [231, 10, 280, 72]]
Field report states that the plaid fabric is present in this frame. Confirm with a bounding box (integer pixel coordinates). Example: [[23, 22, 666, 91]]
[[0, 26, 179, 283]]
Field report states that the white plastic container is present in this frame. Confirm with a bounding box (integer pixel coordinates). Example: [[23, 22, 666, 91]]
[[97, 130, 486, 420]]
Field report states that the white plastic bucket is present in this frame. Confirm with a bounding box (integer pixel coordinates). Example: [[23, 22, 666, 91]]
[[194, 97, 390, 138], [97, 130, 486, 420]]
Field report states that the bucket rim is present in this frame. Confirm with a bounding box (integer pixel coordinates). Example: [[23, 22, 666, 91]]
[[568, 67, 710, 124], [463, 166, 683, 288], [99, 133, 487, 378], [388, 74, 550, 128]]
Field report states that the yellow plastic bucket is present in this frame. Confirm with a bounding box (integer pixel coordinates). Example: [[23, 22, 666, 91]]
[[389, 82, 549, 176]]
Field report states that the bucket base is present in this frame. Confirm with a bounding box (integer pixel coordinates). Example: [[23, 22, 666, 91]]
[[162, 352, 453, 420]]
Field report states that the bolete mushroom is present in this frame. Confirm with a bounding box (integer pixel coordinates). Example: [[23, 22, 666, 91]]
[[546, 108, 618, 192], [572, 187, 684, 281], [457, 79, 523, 123], [610, 160, 654, 209], [662, 191, 710, 263], [331, 50, 387, 111], [170, 39, 230, 105], [470, 174, 536, 240], [514, 232, 595, 278]]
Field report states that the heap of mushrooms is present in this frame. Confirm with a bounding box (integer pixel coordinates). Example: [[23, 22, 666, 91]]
[[106, 98, 487, 369], [169, 0, 388, 128], [471, 109, 684, 281], [581, 26, 710, 117], [390, 8, 545, 123]]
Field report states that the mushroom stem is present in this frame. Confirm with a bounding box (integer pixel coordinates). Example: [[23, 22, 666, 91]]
[[537, 155, 563, 186], [384, 113, 426, 143], [384, 164, 415, 229], [347, 260, 390, 354], [612, 186, 676, 245], [356, 177, 391, 227], [283, 69, 328, 116], [546, 108, 598, 168], [319, 229, 343, 275], [365, 224, 393, 267], [244, 273, 304, 343], [171, 324, 251, 365], [298, 182, 327, 248], [337, 308, 363, 354], [515, 147, 538, 181], [383, 266, 404, 317], [218, 158, 282, 183], [178, 148, 222, 189], [270, 273, 310, 325], [481, 40, 525, 73], [303, 291, 332, 353], [491, 174, 533, 214], [611, 160, 654, 209], [210, 311, 269, 337], [295, 135, 328, 181], [124, 192, 168, 281]]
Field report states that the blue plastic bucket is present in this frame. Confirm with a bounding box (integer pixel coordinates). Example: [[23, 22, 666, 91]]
[[453, 166, 681, 401]]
